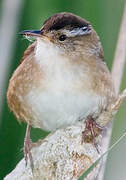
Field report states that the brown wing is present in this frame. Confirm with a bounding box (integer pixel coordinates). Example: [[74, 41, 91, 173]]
[[7, 41, 43, 123]]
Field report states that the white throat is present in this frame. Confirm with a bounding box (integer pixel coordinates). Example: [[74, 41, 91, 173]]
[[35, 38, 64, 65]]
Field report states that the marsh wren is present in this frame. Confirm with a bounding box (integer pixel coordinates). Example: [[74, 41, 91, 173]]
[[7, 12, 116, 167]]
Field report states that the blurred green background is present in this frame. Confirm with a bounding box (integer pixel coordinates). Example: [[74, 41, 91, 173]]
[[0, 0, 126, 179]]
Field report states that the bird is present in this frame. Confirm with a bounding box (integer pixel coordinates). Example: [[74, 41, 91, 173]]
[[7, 12, 116, 168]]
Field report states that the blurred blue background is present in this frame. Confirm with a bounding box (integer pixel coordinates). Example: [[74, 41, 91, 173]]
[[0, 0, 126, 179]]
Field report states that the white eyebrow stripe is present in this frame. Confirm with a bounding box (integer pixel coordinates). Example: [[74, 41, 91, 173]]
[[62, 26, 91, 37]]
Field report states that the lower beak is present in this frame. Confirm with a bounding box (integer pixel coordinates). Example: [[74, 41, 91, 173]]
[[19, 30, 42, 37]]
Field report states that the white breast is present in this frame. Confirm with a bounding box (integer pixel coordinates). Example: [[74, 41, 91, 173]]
[[24, 39, 103, 131]]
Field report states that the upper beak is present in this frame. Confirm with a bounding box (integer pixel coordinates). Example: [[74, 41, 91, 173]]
[[19, 30, 42, 37]]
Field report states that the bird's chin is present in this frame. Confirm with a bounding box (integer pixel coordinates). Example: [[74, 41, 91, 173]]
[[35, 35, 54, 45]]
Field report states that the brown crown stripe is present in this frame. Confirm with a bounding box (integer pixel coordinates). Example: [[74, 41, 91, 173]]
[[42, 12, 90, 32]]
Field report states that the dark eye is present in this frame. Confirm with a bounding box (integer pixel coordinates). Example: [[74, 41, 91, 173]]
[[59, 34, 67, 41]]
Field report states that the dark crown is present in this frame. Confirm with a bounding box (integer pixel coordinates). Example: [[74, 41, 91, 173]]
[[41, 12, 90, 32]]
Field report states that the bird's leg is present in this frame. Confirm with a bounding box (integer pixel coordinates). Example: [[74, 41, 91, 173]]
[[81, 116, 104, 153], [24, 124, 34, 170]]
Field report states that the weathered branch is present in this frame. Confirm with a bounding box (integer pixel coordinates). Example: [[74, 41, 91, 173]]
[[4, 3, 126, 180], [4, 124, 102, 180]]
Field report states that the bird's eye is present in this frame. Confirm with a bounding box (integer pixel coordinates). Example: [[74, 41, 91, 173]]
[[59, 34, 67, 41]]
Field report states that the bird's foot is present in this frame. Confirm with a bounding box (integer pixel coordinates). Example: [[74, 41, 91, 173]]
[[81, 116, 104, 153], [24, 124, 34, 171]]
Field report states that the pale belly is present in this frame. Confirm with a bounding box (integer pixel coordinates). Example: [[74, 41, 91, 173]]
[[21, 39, 108, 131], [24, 88, 103, 131]]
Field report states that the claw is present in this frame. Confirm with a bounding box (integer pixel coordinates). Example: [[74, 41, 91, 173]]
[[82, 116, 104, 153]]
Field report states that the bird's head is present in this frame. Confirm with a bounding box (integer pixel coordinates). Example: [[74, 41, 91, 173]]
[[20, 12, 103, 59]]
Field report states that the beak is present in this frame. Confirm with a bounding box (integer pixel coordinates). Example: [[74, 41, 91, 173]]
[[19, 30, 42, 37]]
